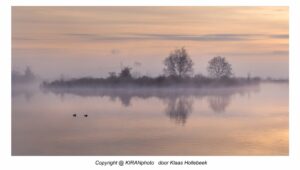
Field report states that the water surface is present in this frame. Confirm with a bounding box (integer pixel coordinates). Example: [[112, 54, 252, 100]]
[[12, 83, 288, 155]]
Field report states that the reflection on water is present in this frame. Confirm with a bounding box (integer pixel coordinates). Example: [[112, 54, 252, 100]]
[[12, 84, 36, 102], [119, 95, 132, 107], [208, 95, 231, 113], [12, 83, 288, 155], [165, 97, 193, 125], [41, 86, 260, 122]]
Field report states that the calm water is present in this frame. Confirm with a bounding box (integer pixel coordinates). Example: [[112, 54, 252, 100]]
[[12, 83, 288, 155]]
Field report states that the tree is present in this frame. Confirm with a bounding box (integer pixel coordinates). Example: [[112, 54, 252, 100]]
[[119, 67, 132, 79], [24, 66, 35, 81], [108, 72, 117, 79], [164, 47, 194, 78], [207, 56, 233, 79]]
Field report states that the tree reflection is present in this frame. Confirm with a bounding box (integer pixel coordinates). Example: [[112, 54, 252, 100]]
[[118, 95, 131, 107], [165, 97, 193, 125], [12, 86, 35, 102], [208, 95, 231, 113], [44, 85, 260, 122]]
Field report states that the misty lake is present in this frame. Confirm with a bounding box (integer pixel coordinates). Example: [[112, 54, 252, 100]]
[[12, 83, 288, 155]]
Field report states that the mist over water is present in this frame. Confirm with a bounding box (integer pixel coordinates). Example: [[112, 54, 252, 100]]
[[11, 6, 289, 156], [12, 82, 288, 155]]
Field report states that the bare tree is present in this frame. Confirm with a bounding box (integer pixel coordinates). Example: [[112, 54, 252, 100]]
[[207, 56, 233, 79], [164, 47, 194, 78], [119, 67, 132, 79], [108, 72, 117, 78]]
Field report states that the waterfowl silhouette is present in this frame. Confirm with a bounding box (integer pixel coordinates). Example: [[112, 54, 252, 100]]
[[73, 114, 77, 117], [84, 114, 88, 117]]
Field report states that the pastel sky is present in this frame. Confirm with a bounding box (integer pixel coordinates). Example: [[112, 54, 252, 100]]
[[12, 7, 289, 80]]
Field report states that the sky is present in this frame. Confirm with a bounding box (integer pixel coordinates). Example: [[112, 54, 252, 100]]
[[12, 7, 289, 80]]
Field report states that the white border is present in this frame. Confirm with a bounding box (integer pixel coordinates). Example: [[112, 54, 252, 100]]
[[1, 0, 299, 170]]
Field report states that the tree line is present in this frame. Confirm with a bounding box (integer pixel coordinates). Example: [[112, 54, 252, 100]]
[[43, 47, 260, 88]]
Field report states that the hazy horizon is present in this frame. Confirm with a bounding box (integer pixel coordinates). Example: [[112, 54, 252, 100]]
[[12, 7, 289, 156], [12, 7, 289, 80]]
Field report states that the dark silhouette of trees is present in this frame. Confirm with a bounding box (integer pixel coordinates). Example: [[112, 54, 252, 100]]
[[42, 48, 265, 89], [207, 56, 233, 79], [24, 67, 35, 80], [119, 67, 132, 79], [108, 72, 117, 79], [164, 47, 193, 78], [12, 66, 36, 84]]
